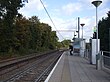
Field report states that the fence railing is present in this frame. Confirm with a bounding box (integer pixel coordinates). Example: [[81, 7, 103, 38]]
[[84, 50, 110, 69], [84, 49, 91, 60], [102, 51, 110, 69]]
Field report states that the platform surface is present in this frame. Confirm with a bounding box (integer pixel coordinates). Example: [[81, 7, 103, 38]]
[[45, 51, 110, 82]]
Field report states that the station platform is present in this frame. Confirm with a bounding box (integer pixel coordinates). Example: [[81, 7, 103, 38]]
[[45, 51, 110, 82]]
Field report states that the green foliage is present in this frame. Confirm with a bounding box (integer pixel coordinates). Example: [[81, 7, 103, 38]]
[[61, 40, 71, 47], [57, 40, 71, 49], [0, 0, 27, 53], [98, 11, 110, 51], [0, 0, 58, 56]]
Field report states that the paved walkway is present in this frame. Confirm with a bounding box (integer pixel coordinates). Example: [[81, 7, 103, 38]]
[[45, 51, 110, 82]]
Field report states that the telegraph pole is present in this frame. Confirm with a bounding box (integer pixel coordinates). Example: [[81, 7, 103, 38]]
[[78, 17, 80, 38]]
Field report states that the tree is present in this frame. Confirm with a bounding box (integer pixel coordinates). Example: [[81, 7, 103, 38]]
[[0, 0, 59, 54], [61, 40, 71, 48], [98, 11, 110, 52], [0, 0, 28, 53], [28, 16, 41, 50], [14, 14, 30, 51], [49, 31, 58, 49]]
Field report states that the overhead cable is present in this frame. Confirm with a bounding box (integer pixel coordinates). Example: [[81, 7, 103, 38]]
[[39, 0, 65, 40]]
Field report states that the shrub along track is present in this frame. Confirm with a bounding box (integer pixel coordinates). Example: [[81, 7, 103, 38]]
[[0, 50, 63, 82]]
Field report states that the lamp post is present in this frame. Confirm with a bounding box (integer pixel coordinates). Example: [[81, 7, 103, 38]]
[[92, 0, 102, 40], [80, 23, 85, 40], [92, 0, 102, 70], [92, 0, 102, 54], [80, 23, 85, 57]]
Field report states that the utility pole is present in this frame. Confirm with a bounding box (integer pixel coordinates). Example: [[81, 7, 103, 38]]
[[74, 31, 76, 38], [78, 17, 80, 38]]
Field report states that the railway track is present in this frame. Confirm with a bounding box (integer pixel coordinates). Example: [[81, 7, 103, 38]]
[[0, 50, 56, 68], [0, 50, 63, 82]]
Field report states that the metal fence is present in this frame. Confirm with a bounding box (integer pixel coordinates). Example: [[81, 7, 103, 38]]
[[102, 51, 110, 69], [84, 49, 91, 60], [84, 50, 110, 69]]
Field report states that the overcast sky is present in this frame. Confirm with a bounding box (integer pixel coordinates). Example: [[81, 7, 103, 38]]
[[19, 0, 110, 42]]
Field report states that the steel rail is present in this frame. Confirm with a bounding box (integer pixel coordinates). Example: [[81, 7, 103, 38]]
[[35, 53, 61, 82], [2, 51, 61, 82]]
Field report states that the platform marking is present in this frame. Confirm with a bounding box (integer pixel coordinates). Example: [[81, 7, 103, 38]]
[[44, 52, 65, 82]]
